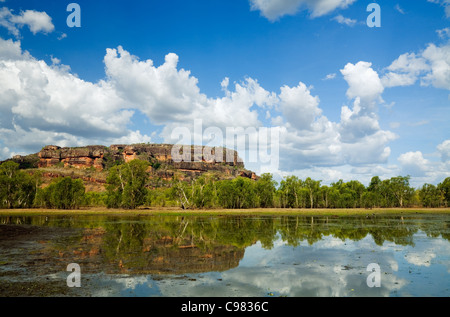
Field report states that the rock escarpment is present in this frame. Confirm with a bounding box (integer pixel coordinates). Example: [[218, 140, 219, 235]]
[[38, 145, 107, 170], [33, 144, 256, 180]]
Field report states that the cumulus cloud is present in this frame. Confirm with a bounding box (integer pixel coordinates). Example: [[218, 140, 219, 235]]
[[272, 62, 395, 172], [341, 61, 384, 107], [0, 146, 10, 159], [0, 7, 54, 37], [420, 44, 450, 90], [382, 53, 430, 88], [398, 151, 432, 177], [0, 35, 398, 174], [249, 0, 357, 21], [4, 36, 446, 187], [279, 82, 321, 131], [337, 61, 396, 156], [437, 140, 450, 162], [0, 37, 151, 157], [104, 46, 278, 132], [397, 141, 450, 185], [382, 43, 450, 91]]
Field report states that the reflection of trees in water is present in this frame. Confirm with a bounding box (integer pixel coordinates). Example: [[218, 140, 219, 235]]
[[1, 214, 449, 274], [1, 215, 450, 248], [277, 216, 419, 246]]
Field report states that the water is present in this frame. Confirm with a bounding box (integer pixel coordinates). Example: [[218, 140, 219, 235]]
[[0, 213, 449, 297]]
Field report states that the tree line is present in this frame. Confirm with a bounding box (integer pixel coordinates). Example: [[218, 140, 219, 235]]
[[1, 160, 449, 210]]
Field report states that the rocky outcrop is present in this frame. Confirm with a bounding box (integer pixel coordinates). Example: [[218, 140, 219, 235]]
[[30, 144, 254, 180], [38, 145, 107, 170]]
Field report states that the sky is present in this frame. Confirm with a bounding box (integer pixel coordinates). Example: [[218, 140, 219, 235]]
[[0, 0, 449, 187]]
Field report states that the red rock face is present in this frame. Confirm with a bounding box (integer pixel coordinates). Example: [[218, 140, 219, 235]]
[[38, 145, 108, 170], [35, 144, 254, 180]]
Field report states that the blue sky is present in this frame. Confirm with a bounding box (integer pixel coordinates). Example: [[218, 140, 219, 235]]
[[0, 0, 449, 187]]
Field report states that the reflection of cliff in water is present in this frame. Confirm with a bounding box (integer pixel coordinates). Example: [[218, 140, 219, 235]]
[[65, 225, 246, 275], [1, 214, 449, 275]]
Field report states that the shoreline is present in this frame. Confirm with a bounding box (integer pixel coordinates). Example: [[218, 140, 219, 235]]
[[0, 207, 449, 217]]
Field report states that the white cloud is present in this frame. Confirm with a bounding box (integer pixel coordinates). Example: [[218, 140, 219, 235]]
[[323, 73, 336, 80], [10, 9, 54, 34], [397, 143, 450, 185], [332, 14, 357, 26], [336, 62, 396, 156], [381, 52, 430, 87], [382, 44, 450, 91], [249, 0, 357, 21], [395, 4, 405, 15], [340, 61, 384, 108], [104, 46, 278, 133], [420, 44, 450, 90], [428, 0, 450, 18], [437, 140, 450, 162], [0, 7, 54, 37], [58, 33, 67, 41], [1, 36, 445, 187], [279, 82, 321, 130], [274, 62, 396, 171], [0, 146, 10, 160], [398, 151, 431, 177], [0, 38, 151, 156], [437, 27, 450, 39]]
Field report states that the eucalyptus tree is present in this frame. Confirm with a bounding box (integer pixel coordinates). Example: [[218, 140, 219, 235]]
[[0, 161, 36, 208], [106, 160, 150, 209], [255, 173, 277, 208], [438, 177, 450, 207], [389, 176, 414, 207], [304, 177, 321, 209], [277, 176, 302, 208], [419, 183, 442, 207]]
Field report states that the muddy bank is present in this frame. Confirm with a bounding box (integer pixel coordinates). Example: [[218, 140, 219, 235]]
[[0, 224, 89, 297]]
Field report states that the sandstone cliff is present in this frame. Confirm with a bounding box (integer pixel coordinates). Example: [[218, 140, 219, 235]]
[[5, 144, 257, 182]]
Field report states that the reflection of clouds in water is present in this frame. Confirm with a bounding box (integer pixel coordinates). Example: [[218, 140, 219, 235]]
[[154, 235, 410, 297], [402, 233, 450, 270], [115, 275, 150, 290], [406, 253, 436, 267], [89, 274, 155, 297], [87, 232, 450, 297]]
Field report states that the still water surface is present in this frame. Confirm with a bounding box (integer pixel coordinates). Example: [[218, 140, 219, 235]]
[[0, 213, 449, 297]]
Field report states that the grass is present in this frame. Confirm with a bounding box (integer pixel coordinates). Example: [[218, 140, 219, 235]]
[[0, 207, 449, 217]]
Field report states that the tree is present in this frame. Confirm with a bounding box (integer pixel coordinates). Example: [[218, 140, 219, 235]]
[[0, 161, 37, 208], [304, 177, 321, 209], [345, 180, 366, 208], [0, 161, 20, 208], [367, 176, 382, 207], [278, 176, 302, 208], [438, 177, 450, 207], [191, 175, 217, 209], [255, 173, 277, 208], [318, 185, 330, 208], [216, 179, 235, 209], [232, 177, 257, 209], [170, 177, 193, 209], [419, 184, 441, 208], [52, 177, 85, 209], [35, 177, 85, 209], [362, 191, 377, 209], [390, 176, 414, 207], [216, 177, 256, 209], [106, 160, 150, 209]]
